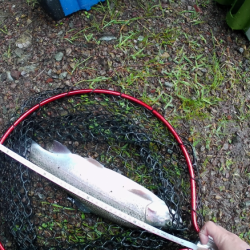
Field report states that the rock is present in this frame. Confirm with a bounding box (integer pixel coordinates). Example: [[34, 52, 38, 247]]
[[47, 69, 52, 76], [17, 53, 32, 64], [69, 21, 74, 29], [16, 30, 32, 48], [187, 5, 193, 10], [2, 106, 7, 114], [138, 36, 144, 41], [1, 72, 7, 81], [99, 70, 106, 76], [59, 72, 68, 79], [164, 82, 174, 88], [69, 63, 76, 69], [99, 35, 117, 41], [6, 71, 14, 81], [18, 64, 38, 73], [66, 48, 72, 56], [10, 83, 17, 89], [215, 195, 222, 199], [27, 19, 32, 25], [238, 48, 244, 54], [222, 143, 229, 150], [161, 52, 170, 58], [55, 52, 64, 61], [197, 71, 203, 76], [246, 200, 250, 207], [45, 78, 53, 83], [57, 30, 64, 36], [51, 73, 59, 79], [10, 70, 21, 80], [14, 48, 24, 58]]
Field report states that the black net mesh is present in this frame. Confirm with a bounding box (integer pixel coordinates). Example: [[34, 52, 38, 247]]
[[0, 88, 203, 250]]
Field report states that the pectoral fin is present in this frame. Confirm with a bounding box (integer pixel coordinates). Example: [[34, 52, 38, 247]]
[[67, 197, 92, 213], [51, 140, 72, 154]]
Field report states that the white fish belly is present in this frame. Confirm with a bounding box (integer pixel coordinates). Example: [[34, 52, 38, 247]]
[[29, 143, 154, 225]]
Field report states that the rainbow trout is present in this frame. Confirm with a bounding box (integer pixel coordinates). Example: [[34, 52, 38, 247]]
[[29, 140, 180, 228]]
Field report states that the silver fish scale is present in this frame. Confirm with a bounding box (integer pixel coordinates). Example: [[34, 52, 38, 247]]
[[29, 142, 152, 226]]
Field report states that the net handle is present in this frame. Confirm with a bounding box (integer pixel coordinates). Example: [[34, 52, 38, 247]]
[[0, 88, 200, 233]]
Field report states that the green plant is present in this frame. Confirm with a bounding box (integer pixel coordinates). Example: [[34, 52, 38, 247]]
[[26, 0, 38, 7]]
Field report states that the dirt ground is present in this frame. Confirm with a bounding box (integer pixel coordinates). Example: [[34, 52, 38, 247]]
[[0, 0, 249, 249]]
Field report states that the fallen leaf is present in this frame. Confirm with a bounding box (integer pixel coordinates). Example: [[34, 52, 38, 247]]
[[46, 78, 53, 83], [194, 4, 202, 13]]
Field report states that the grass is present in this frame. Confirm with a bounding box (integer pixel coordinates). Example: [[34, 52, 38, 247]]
[[26, 0, 38, 7]]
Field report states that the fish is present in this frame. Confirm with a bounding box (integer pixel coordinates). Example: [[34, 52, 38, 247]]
[[29, 140, 181, 228]]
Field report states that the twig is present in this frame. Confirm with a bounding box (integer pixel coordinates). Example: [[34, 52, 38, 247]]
[[33, 68, 46, 80]]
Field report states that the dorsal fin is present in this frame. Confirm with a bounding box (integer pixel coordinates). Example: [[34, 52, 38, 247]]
[[86, 158, 104, 168], [51, 140, 71, 154], [128, 189, 153, 201]]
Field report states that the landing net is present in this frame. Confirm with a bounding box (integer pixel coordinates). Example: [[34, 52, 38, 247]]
[[0, 88, 203, 250]]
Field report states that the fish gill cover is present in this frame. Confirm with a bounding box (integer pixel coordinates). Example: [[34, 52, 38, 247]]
[[0, 88, 203, 250]]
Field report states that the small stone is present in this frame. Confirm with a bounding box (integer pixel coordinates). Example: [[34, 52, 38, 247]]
[[138, 36, 144, 41], [65, 80, 71, 86], [215, 195, 222, 199], [10, 70, 21, 80], [245, 200, 250, 207], [27, 19, 32, 25], [1, 72, 7, 81], [2, 106, 7, 114], [197, 71, 203, 77], [17, 53, 32, 64], [6, 71, 14, 81], [57, 30, 64, 36], [99, 70, 106, 76], [161, 52, 170, 58], [239, 48, 244, 54], [99, 35, 117, 41], [51, 73, 59, 79], [18, 64, 38, 73], [66, 48, 72, 56], [59, 72, 68, 79], [222, 143, 229, 150], [5, 242, 12, 247], [187, 5, 193, 10], [69, 63, 76, 69], [164, 81, 174, 88], [14, 48, 24, 58], [46, 78, 53, 83], [200, 68, 207, 73], [37, 193, 45, 199], [47, 69, 52, 76], [10, 83, 17, 89], [55, 52, 64, 61], [16, 31, 32, 48], [69, 21, 74, 29]]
